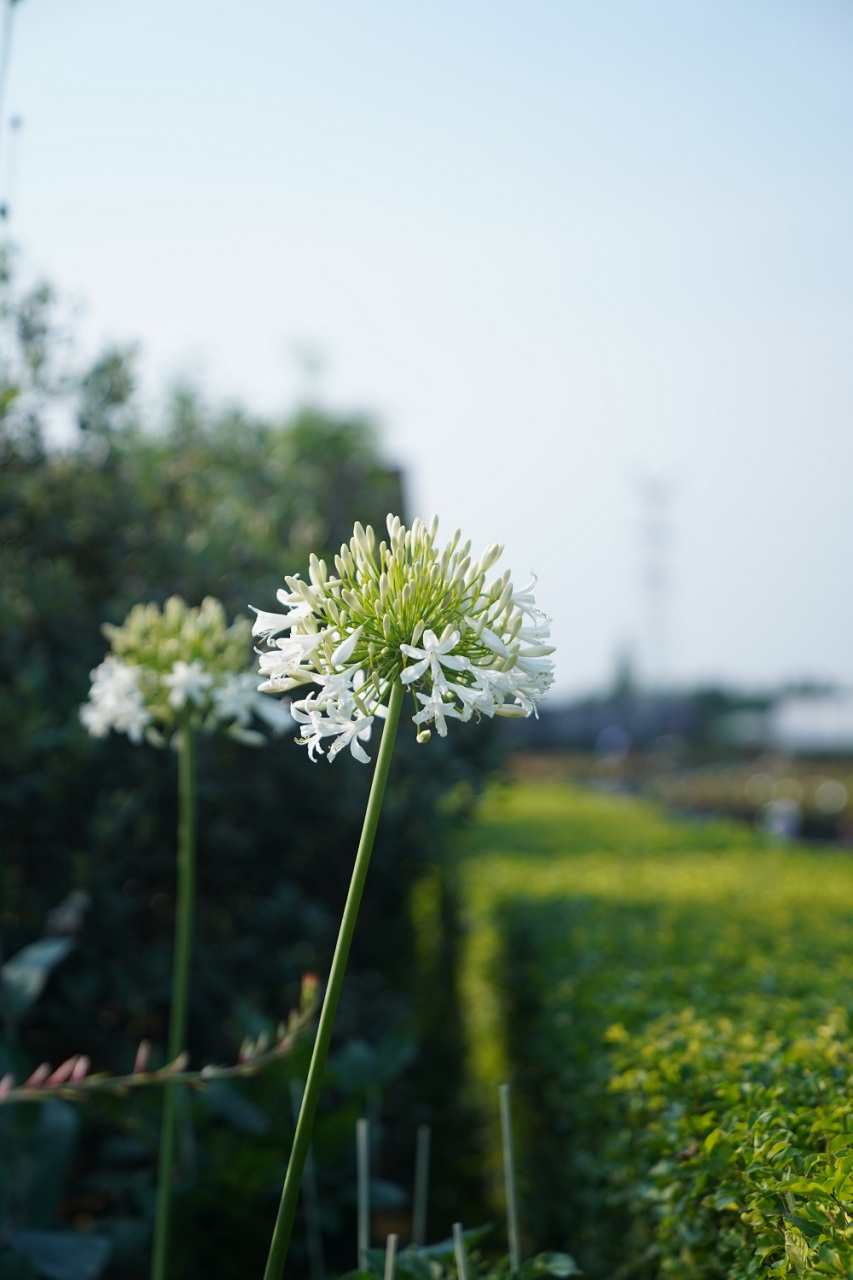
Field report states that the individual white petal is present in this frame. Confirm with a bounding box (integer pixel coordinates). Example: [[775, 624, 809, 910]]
[[258, 673, 308, 693], [251, 696, 294, 734], [400, 656, 430, 684], [348, 735, 372, 764], [250, 607, 296, 638], [433, 629, 461, 654], [517, 624, 551, 643], [330, 625, 363, 667], [479, 627, 510, 657], [433, 652, 469, 671], [515, 654, 556, 680]]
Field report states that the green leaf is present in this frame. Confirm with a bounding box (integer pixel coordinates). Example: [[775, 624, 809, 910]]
[[5, 1232, 111, 1280], [364, 1249, 432, 1280], [704, 1127, 723, 1154], [1, 939, 74, 1022], [415, 1226, 493, 1259], [518, 1252, 583, 1278], [784, 1230, 811, 1278], [783, 1181, 833, 1198], [710, 1187, 741, 1212]]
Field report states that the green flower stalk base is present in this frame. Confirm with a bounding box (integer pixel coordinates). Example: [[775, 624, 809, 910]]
[[263, 680, 405, 1280], [150, 719, 197, 1280]]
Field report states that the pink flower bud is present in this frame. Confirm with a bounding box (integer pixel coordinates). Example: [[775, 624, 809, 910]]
[[46, 1056, 81, 1087], [133, 1040, 151, 1074], [70, 1056, 90, 1082]]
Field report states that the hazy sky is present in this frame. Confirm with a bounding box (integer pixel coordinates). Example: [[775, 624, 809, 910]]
[[5, 0, 852, 698]]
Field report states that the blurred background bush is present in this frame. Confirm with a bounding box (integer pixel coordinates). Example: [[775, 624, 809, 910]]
[[0, 248, 500, 1279]]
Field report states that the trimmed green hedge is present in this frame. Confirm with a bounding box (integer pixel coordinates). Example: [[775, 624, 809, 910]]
[[450, 782, 853, 1278], [606, 1009, 853, 1278]]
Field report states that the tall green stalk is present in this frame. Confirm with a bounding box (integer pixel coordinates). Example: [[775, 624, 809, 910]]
[[263, 680, 405, 1280], [150, 718, 197, 1280]]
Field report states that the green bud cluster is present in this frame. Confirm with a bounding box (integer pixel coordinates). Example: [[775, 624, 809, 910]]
[[289, 515, 513, 685]]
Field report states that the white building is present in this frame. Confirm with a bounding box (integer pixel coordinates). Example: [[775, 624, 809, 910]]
[[769, 693, 853, 755]]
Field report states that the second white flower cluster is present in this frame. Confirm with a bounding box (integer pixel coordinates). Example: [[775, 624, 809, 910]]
[[81, 597, 291, 748]]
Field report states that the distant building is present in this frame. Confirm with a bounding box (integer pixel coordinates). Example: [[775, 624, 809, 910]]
[[769, 693, 853, 755], [504, 686, 853, 759], [503, 693, 704, 753]]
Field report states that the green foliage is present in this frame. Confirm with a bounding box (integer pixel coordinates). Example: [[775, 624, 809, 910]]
[[0, 923, 112, 1279], [342, 1227, 580, 1280], [0, 248, 499, 1277], [1, 937, 75, 1032], [606, 1009, 853, 1278], [449, 782, 853, 1279]]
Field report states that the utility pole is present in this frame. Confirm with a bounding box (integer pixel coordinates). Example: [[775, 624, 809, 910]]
[[638, 477, 672, 691]]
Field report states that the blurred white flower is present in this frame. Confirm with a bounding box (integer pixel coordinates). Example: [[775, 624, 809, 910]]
[[252, 514, 555, 762], [79, 656, 152, 743], [211, 671, 259, 725], [213, 670, 293, 739], [80, 597, 283, 747], [162, 659, 214, 710]]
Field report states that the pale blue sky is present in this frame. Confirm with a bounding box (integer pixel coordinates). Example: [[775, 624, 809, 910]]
[[6, 0, 853, 697]]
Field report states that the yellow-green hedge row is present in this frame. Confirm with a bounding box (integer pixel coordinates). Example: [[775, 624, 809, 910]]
[[450, 782, 853, 1279]]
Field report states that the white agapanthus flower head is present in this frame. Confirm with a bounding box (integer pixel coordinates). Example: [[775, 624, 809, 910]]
[[251, 513, 555, 763], [80, 596, 291, 747]]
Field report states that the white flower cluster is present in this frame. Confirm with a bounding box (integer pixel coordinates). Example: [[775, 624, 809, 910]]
[[252, 514, 555, 763], [80, 597, 292, 747]]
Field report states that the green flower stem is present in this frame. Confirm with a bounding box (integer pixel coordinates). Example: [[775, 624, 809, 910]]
[[150, 718, 197, 1280], [263, 680, 405, 1280]]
